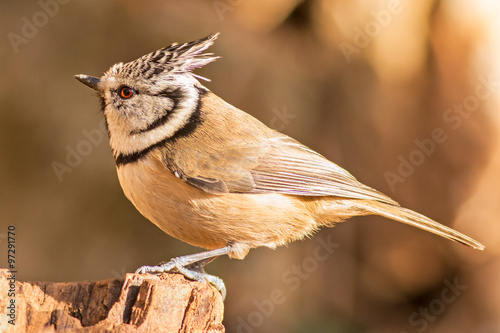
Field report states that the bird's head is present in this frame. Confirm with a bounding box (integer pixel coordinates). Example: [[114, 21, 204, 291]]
[[75, 33, 219, 161]]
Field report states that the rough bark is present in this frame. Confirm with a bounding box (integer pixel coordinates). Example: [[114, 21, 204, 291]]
[[0, 269, 224, 332]]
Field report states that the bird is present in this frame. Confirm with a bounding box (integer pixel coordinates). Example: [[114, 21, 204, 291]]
[[75, 33, 484, 299]]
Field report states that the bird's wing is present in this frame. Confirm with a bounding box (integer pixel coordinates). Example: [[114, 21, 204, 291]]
[[166, 135, 398, 205]]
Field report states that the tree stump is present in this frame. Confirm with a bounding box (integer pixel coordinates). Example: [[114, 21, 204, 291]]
[[0, 269, 225, 332]]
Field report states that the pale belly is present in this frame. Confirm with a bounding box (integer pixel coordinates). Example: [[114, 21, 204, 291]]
[[115, 153, 321, 259]]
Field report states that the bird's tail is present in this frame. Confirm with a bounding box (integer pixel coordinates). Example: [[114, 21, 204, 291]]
[[358, 200, 484, 250], [323, 199, 485, 250]]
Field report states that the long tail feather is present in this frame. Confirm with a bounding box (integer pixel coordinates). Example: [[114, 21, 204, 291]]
[[358, 201, 485, 250]]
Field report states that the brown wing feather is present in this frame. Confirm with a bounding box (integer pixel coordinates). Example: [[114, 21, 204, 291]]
[[249, 136, 398, 204], [167, 133, 398, 205]]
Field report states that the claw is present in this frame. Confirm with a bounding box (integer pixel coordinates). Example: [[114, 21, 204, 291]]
[[135, 246, 231, 300]]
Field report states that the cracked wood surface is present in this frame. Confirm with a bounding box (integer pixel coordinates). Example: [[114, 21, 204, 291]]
[[0, 269, 224, 332]]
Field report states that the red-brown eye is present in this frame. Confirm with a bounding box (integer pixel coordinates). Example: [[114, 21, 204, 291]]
[[119, 86, 135, 99]]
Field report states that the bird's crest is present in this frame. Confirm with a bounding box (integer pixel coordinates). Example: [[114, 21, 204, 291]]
[[108, 33, 220, 82]]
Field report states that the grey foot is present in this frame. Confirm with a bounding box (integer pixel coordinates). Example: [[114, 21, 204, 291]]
[[135, 246, 231, 300]]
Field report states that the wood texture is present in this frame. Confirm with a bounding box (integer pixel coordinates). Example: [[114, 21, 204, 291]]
[[0, 269, 224, 332]]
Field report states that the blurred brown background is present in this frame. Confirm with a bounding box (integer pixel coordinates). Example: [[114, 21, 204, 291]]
[[1, 0, 499, 332]]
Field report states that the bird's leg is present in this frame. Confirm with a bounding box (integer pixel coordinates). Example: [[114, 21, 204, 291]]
[[135, 246, 232, 299]]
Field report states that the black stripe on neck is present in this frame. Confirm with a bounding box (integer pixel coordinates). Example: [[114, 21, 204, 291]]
[[114, 139, 165, 166], [114, 86, 207, 167]]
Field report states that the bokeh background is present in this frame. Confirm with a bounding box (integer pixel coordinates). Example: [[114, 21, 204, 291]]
[[1, 0, 500, 332]]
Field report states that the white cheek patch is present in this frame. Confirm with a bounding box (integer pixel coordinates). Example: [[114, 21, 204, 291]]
[[106, 84, 199, 157]]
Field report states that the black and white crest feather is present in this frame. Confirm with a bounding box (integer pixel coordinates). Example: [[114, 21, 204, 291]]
[[109, 33, 220, 82]]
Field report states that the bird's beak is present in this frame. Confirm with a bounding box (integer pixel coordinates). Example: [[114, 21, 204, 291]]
[[74, 74, 101, 92]]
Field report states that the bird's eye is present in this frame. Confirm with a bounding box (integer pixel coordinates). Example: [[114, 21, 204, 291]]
[[119, 86, 136, 99]]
